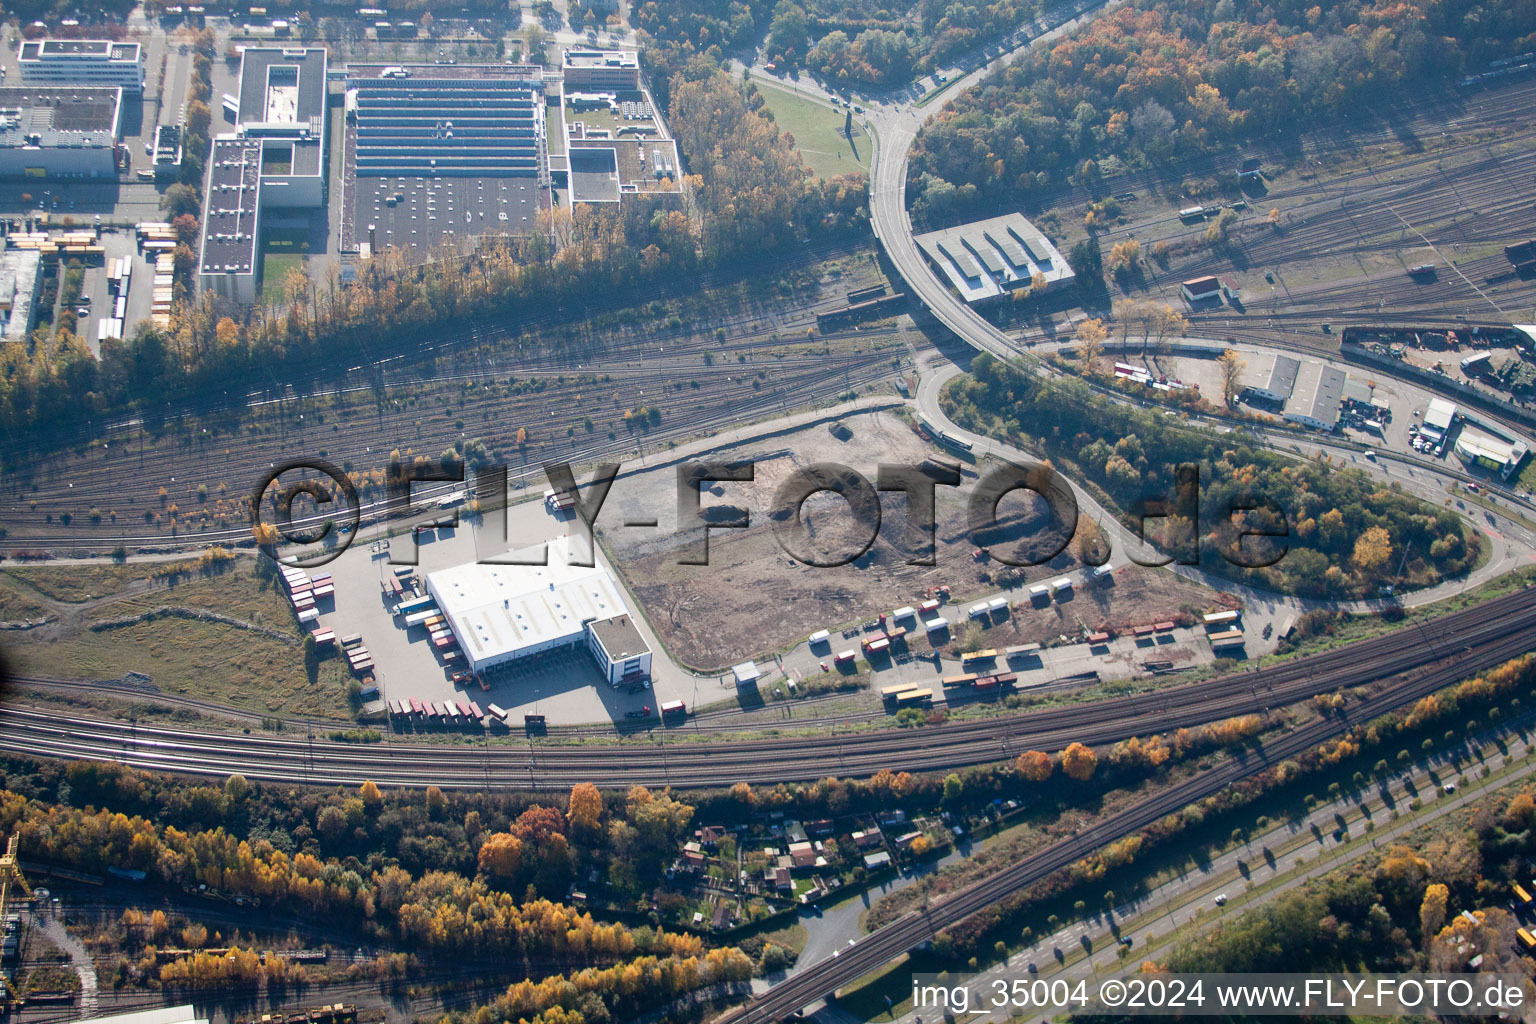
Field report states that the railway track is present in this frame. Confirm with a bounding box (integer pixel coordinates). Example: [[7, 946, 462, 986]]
[[0, 583, 1531, 789], [0, 346, 901, 551], [719, 595, 1536, 1023]]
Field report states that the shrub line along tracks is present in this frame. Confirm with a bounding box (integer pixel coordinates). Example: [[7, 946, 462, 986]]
[[716, 586, 1536, 1024], [0, 585, 1531, 789]]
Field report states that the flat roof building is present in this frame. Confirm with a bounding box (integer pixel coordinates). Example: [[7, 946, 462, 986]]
[[1454, 431, 1529, 479], [585, 613, 652, 686], [0, 85, 121, 178], [1421, 398, 1458, 441], [562, 48, 640, 90], [197, 137, 264, 304], [152, 122, 183, 178], [914, 212, 1074, 305], [197, 47, 329, 304], [341, 63, 553, 255], [424, 536, 633, 675], [1284, 364, 1346, 430], [0, 248, 43, 341], [345, 63, 546, 179], [18, 39, 143, 92]]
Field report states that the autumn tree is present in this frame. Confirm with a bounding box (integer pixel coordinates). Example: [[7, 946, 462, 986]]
[[1016, 750, 1053, 782], [1076, 318, 1107, 376], [1419, 882, 1449, 941], [1107, 239, 1141, 278], [1062, 742, 1098, 781], [1352, 526, 1393, 575], [360, 779, 383, 812], [1216, 348, 1246, 407], [567, 783, 603, 837], [477, 832, 525, 878]]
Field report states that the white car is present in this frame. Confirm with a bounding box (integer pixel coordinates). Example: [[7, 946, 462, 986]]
[[1214, 893, 1228, 905], [1443, 783, 1457, 794]]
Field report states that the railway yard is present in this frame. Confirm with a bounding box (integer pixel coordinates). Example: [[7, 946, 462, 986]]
[[5, 5, 1536, 1022], [1035, 79, 1536, 346]]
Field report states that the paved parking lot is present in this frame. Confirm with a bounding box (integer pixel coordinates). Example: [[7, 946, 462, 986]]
[[304, 496, 693, 726]]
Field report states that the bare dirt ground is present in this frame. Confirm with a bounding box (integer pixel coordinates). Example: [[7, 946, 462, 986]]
[[958, 569, 1236, 649], [602, 408, 1223, 669]]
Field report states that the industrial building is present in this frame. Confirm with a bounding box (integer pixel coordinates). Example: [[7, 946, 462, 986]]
[[585, 613, 653, 686], [561, 49, 640, 91], [0, 85, 121, 179], [341, 63, 551, 254], [1284, 364, 1347, 430], [152, 122, 183, 178], [1420, 398, 1458, 443], [0, 248, 42, 340], [197, 47, 328, 304], [1454, 431, 1529, 479], [913, 212, 1074, 305], [1247, 354, 1299, 403], [197, 137, 263, 303], [17, 39, 143, 92], [424, 536, 650, 680]]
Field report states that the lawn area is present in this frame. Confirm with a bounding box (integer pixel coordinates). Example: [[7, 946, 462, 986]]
[[260, 251, 303, 304], [753, 80, 870, 180]]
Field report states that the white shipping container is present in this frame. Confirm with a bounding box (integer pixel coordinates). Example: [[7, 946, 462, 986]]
[[987, 597, 1008, 612], [924, 616, 948, 632]]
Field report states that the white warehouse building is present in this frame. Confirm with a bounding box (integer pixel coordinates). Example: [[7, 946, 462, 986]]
[[424, 536, 651, 683]]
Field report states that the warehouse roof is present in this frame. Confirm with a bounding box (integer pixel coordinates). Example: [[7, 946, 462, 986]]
[[0, 86, 121, 147], [1287, 364, 1346, 426], [1455, 431, 1525, 467], [425, 536, 630, 666], [913, 212, 1073, 303], [1265, 355, 1300, 398], [1424, 398, 1457, 431]]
